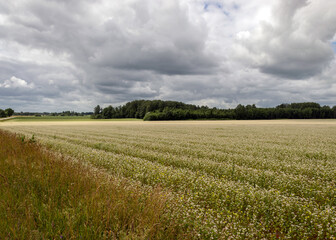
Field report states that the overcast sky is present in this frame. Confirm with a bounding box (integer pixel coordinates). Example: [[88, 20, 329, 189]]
[[1, 0, 336, 112]]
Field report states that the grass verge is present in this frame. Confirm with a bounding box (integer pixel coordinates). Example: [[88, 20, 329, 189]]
[[0, 129, 187, 239]]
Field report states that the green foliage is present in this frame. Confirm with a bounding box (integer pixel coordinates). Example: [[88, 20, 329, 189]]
[[0, 108, 15, 118], [93, 100, 336, 121], [0, 109, 6, 118], [277, 102, 321, 109], [94, 105, 101, 116], [92, 100, 200, 120], [5, 108, 14, 117], [17, 111, 91, 117]]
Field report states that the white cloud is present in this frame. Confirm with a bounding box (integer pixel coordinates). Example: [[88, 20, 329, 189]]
[[234, 0, 336, 79], [0, 76, 34, 89], [236, 31, 251, 40]]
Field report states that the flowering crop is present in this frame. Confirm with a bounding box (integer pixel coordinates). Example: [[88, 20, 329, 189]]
[[1, 120, 336, 239]]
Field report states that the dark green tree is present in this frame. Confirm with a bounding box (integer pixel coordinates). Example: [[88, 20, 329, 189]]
[[0, 109, 6, 118], [5, 108, 14, 117], [94, 105, 101, 115], [235, 104, 246, 120]]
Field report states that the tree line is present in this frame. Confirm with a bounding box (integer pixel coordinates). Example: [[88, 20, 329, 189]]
[[15, 111, 92, 116], [0, 108, 14, 118], [91, 100, 336, 120], [92, 100, 199, 119]]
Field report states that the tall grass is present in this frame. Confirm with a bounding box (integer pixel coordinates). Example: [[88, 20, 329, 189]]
[[0, 130, 188, 239]]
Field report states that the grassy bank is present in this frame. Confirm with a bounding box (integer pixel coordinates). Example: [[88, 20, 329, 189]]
[[0, 130, 186, 239]]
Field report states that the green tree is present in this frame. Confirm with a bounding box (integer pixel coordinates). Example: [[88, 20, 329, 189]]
[[4, 108, 14, 117], [235, 104, 246, 120], [0, 109, 6, 118], [332, 106, 336, 118], [94, 105, 101, 116]]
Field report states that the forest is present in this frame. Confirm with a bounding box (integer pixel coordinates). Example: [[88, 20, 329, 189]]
[[91, 100, 336, 120]]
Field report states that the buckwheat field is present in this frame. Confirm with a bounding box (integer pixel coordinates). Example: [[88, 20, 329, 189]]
[[1, 120, 336, 239]]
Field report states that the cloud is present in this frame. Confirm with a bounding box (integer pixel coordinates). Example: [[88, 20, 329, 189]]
[[234, 0, 336, 79], [0, 76, 34, 89], [1, 0, 216, 75], [0, 0, 335, 111], [86, 1, 217, 75]]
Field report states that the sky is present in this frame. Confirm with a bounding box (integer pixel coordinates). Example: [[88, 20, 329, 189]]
[[0, 0, 336, 112]]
